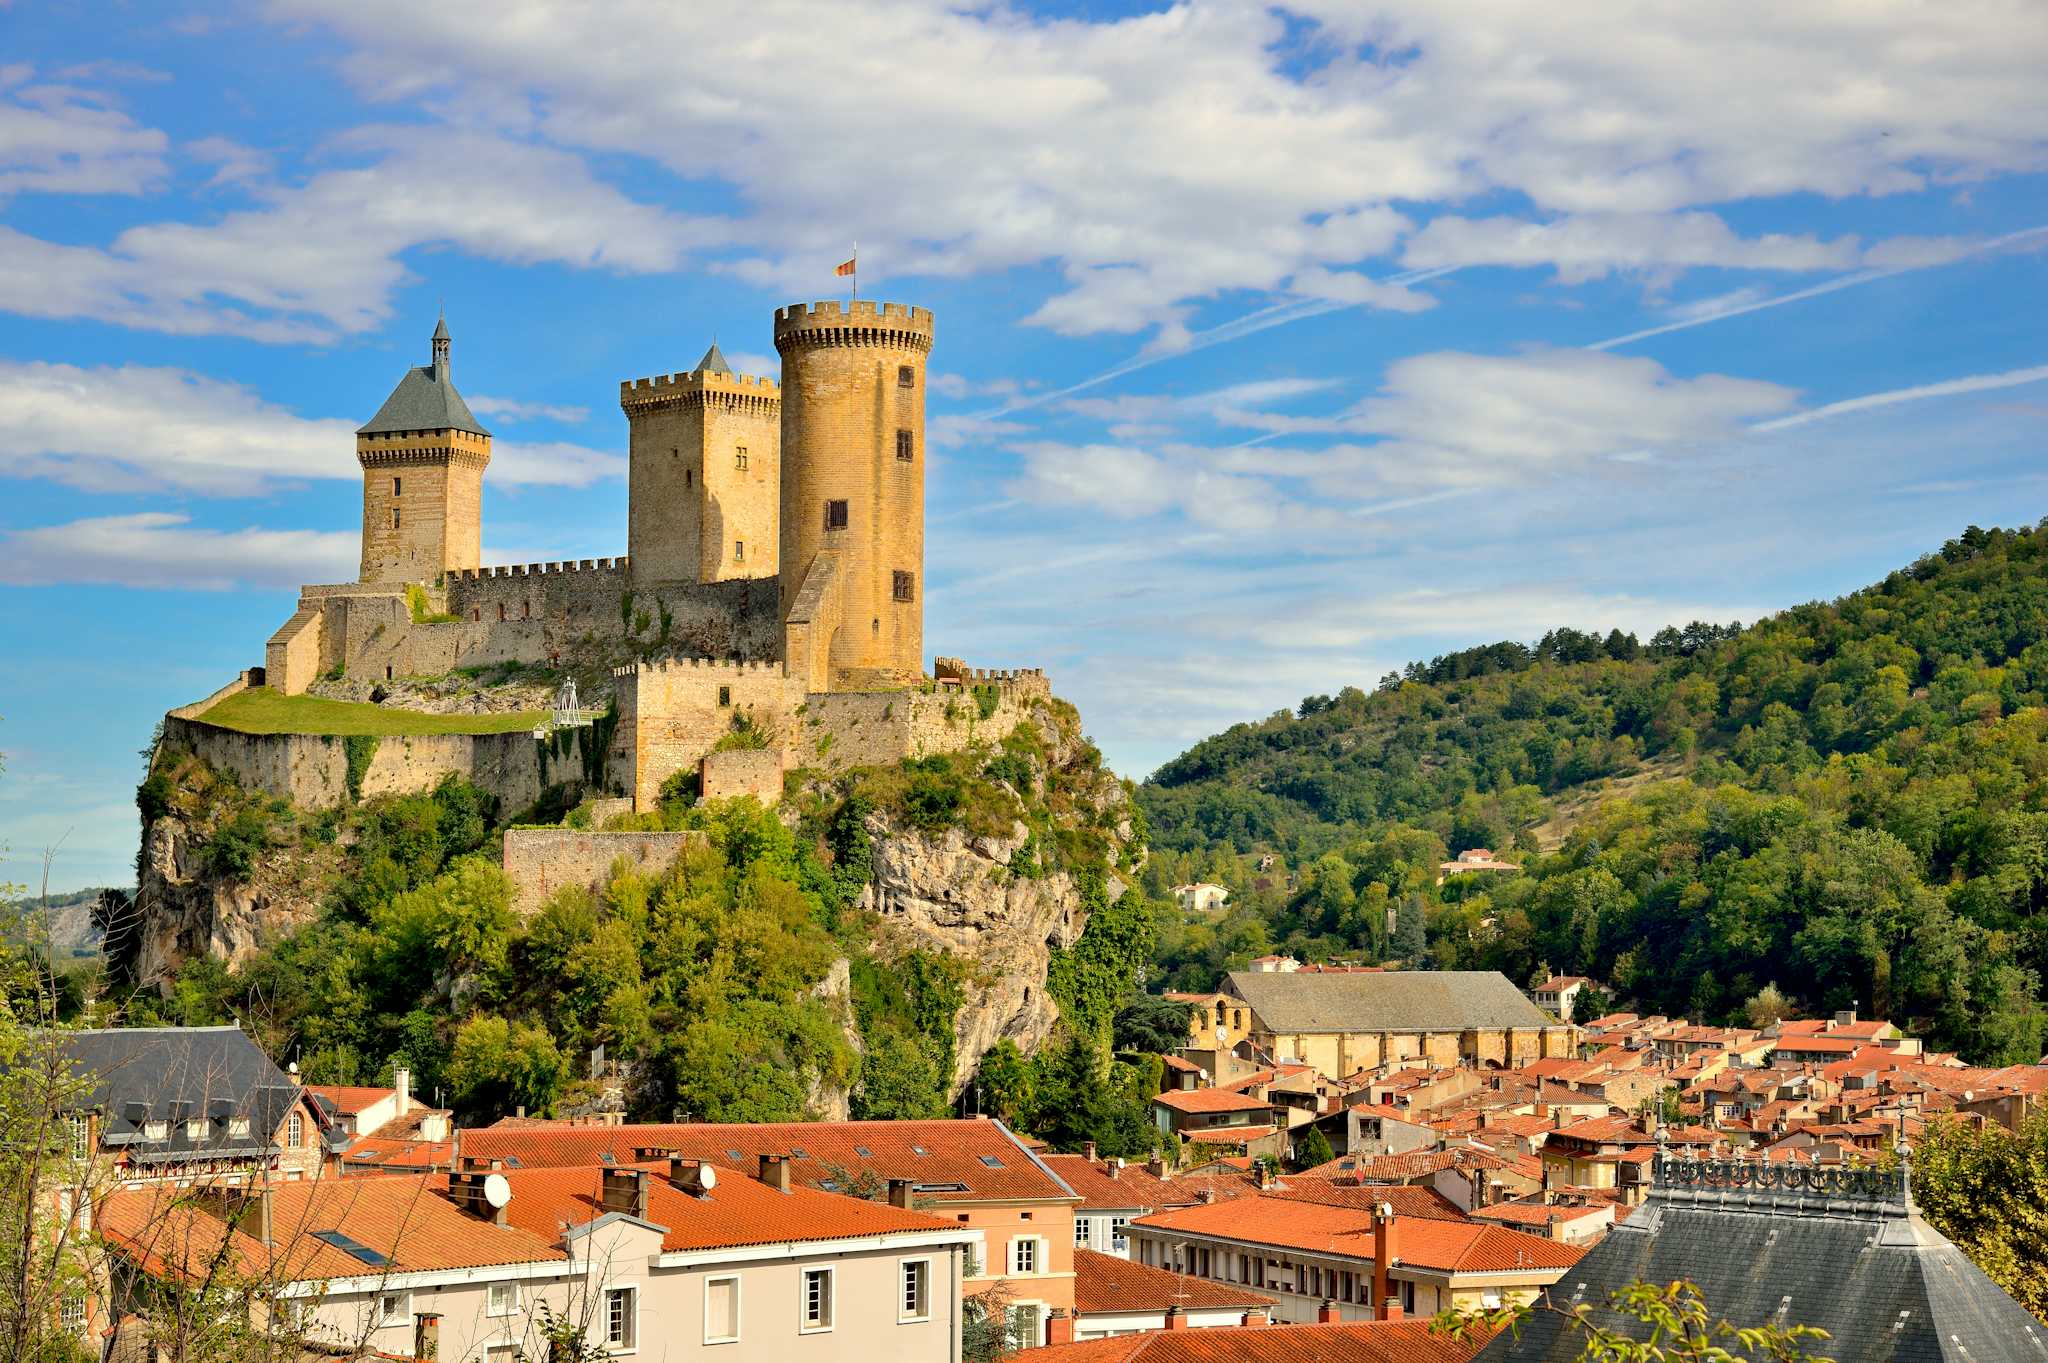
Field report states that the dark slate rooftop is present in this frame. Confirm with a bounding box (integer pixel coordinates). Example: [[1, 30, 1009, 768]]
[[357, 320, 488, 437], [1224, 968, 1552, 1033], [1476, 1152, 2048, 1362], [696, 341, 733, 376], [58, 1026, 343, 1162]]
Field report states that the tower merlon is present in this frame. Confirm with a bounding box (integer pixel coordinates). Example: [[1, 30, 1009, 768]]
[[774, 300, 936, 347]]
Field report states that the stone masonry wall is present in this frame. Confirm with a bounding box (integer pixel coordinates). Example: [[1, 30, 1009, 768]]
[[612, 659, 807, 810], [699, 749, 784, 803], [164, 715, 543, 813], [501, 827, 703, 915]]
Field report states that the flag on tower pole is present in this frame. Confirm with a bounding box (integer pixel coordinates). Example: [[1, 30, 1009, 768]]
[[837, 247, 857, 301]]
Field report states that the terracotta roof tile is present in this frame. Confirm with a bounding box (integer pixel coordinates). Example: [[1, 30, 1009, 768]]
[[1131, 1196, 1582, 1273], [461, 1118, 1072, 1203], [1038, 1155, 1180, 1210], [306, 1085, 397, 1116], [1027, 1319, 1491, 1363], [1074, 1248, 1275, 1314], [1185, 1125, 1280, 1144], [1156, 1089, 1274, 1114]]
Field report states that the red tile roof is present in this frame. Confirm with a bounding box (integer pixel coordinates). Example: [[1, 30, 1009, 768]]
[[1131, 1196, 1583, 1273], [1074, 1248, 1275, 1314], [1026, 1319, 1491, 1363], [1185, 1125, 1280, 1145], [1156, 1089, 1274, 1115], [460, 1118, 1072, 1204], [1042, 1155, 1182, 1210], [493, 1162, 961, 1253], [1161, 1054, 1205, 1073], [306, 1085, 396, 1116]]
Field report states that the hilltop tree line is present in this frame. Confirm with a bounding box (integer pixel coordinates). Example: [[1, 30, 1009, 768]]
[[1140, 522, 2048, 1064]]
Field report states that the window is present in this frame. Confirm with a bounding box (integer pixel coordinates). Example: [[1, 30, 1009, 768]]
[[893, 571, 915, 603], [228, 1117, 250, 1139], [487, 1349, 517, 1363], [67, 1117, 89, 1158], [287, 1113, 303, 1146], [185, 1119, 208, 1141], [717, 685, 731, 707], [392, 476, 402, 496], [497, 602, 506, 621], [604, 1286, 637, 1348], [686, 468, 693, 487], [896, 428, 914, 461], [375, 1292, 408, 1328], [1109, 1215, 1129, 1250], [800, 1268, 833, 1332], [705, 1274, 740, 1344], [736, 447, 749, 470], [392, 508, 401, 530], [1011, 1237, 1039, 1275], [1073, 1216, 1091, 1247], [898, 365, 915, 388], [59, 1296, 83, 1332], [142, 1121, 167, 1141], [899, 1259, 930, 1322], [487, 1282, 520, 1317], [734, 539, 745, 562], [1007, 1305, 1041, 1351], [824, 499, 849, 531]]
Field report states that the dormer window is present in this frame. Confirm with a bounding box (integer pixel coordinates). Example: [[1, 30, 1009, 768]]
[[143, 1121, 167, 1141], [228, 1117, 251, 1139], [185, 1119, 208, 1141]]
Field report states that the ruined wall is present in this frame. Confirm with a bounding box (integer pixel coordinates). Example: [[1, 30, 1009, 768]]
[[163, 715, 543, 813], [501, 827, 703, 915]]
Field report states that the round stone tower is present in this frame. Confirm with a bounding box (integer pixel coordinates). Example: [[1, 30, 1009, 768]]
[[774, 299, 934, 687]]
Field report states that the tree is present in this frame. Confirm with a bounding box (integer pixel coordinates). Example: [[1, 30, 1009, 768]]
[[447, 1014, 567, 1120], [1744, 983, 1792, 1029], [1438, 1277, 1832, 1361], [853, 1027, 949, 1120], [1911, 1112, 2048, 1322], [1392, 894, 1427, 961], [1292, 1123, 1334, 1171], [1112, 995, 1192, 1056]]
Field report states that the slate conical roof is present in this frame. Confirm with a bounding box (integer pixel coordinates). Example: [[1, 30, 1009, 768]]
[[1475, 1153, 2048, 1361], [695, 342, 733, 377], [358, 319, 489, 437]]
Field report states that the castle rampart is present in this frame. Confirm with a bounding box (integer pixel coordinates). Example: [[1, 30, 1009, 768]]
[[163, 713, 544, 813], [501, 827, 703, 916]]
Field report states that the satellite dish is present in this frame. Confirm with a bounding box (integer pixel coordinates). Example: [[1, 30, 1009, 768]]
[[483, 1174, 512, 1209], [698, 1165, 718, 1191]]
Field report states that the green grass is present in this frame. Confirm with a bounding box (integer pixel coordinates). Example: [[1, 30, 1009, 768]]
[[201, 688, 544, 737]]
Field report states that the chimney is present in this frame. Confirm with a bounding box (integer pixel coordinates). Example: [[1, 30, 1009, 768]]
[[601, 1169, 651, 1219], [888, 1177, 916, 1209], [668, 1157, 715, 1196], [1164, 1306, 1186, 1330], [394, 1067, 411, 1113], [1372, 1201, 1398, 1321], [1241, 1307, 1269, 1326], [1047, 1308, 1075, 1345], [412, 1312, 441, 1362], [1083, 1140, 1098, 1163], [1254, 1161, 1274, 1190], [1834, 1008, 1857, 1029], [1146, 1155, 1168, 1180], [1318, 1299, 1340, 1324], [758, 1153, 792, 1193]]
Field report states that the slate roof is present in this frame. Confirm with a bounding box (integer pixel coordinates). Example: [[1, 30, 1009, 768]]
[[462, 1117, 1075, 1204], [1225, 970, 1551, 1034], [696, 341, 733, 376], [56, 1026, 336, 1163], [358, 324, 488, 436], [1475, 1158, 2048, 1362]]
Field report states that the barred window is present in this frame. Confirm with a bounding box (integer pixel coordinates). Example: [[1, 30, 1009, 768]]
[[896, 428, 914, 461], [825, 499, 849, 531], [893, 571, 915, 603], [898, 365, 915, 388]]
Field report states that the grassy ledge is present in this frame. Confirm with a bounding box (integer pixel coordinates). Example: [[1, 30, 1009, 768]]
[[199, 689, 544, 737]]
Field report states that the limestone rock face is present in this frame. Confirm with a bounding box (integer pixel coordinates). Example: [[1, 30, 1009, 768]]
[[130, 814, 331, 992], [861, 815, 1125, 1100]]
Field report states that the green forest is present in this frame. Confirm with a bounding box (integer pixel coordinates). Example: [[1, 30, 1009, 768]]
[[89, 700, 1168, 1149], [1137, 522, 2048, 1064]]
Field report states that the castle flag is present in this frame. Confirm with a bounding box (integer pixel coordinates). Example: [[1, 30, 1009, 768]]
[[835, 257, 856, 276]]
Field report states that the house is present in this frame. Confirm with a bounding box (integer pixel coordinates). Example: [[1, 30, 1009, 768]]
[[1024, 1316, 1492, 1362], [1150, 1089, 1285, 1161], [1527, 977, 1590, 1024], [1474, 1150, 2048, 1361], [1173, 884, 1231, 913], [1437, 850, 1521, 884], [459, 1117, 1081, 1348], [1467, 1198, 1617, 1247], [1127, 1194, 1581, 1321], [100, 1154, 977, 1361], [56, 1026, 342, 1187], [307, 1068, 450, 1149], [1044, 1153, 1180, 1258], [1070, 1248, 1275, 1340], [1218, 970, 1575, 1079]]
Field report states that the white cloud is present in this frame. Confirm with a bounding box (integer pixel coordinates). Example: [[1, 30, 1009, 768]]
[[0, 127, 724, 340], [0, 513, 357, 589], [1402, 212, 1884, 283], [0, 359, 623, 493], [1751, 362, 2048, 433], [0, 63, 169, 197], [260, 0, 2048, 343], [185, 136, 274, 189], [468, 394, 592, 425]]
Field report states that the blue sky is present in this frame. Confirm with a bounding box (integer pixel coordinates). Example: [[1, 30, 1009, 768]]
[[3, 1, 2046, 890]]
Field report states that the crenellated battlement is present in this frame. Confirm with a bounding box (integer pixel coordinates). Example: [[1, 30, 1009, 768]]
[[613, 657, 786, 678], [619, 369, 780, 409], [447, 556, 630, 582], [932, 656, 1051, 693], [774, 299, 935, 352]]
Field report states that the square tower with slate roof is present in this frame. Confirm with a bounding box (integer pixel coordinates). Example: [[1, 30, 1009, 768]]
[[355, 314, 492, 584]]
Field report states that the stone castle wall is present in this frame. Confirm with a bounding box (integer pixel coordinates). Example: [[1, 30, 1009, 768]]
[[698, 748, 784, 804], [164, 714, 544, 813], [623, 371, 781, 585], [501, 827, 703, 915], [611, 658, 807, 810]]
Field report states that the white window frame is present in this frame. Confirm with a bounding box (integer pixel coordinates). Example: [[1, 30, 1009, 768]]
[[185, 1119, 208, 1141], [1010, 1235, 1042, 1276], [67, 1116, 89, 1159], [602, 1283, 639, 1352], [374, 1291, 409, 1329], [703, 1273, 740, 1345], [898, 1257, 931, 1324], [227, 1117, 251, 1139], [486, 1281, 521, 1318], [287, 1112, 304, 1145], [142, 1121, 168, 1141], [799, 1266, 835, 1334], [1008, 1300, 1045, 1350], [1073, 1215, 1091, 1247], [1109, 1215, 1129, 1251]]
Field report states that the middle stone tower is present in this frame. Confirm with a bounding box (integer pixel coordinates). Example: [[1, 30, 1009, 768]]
[[775, 300, 933, 686]]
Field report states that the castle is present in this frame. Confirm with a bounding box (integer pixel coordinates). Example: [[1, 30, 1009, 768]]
[[258, 300, 1048, 809]]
